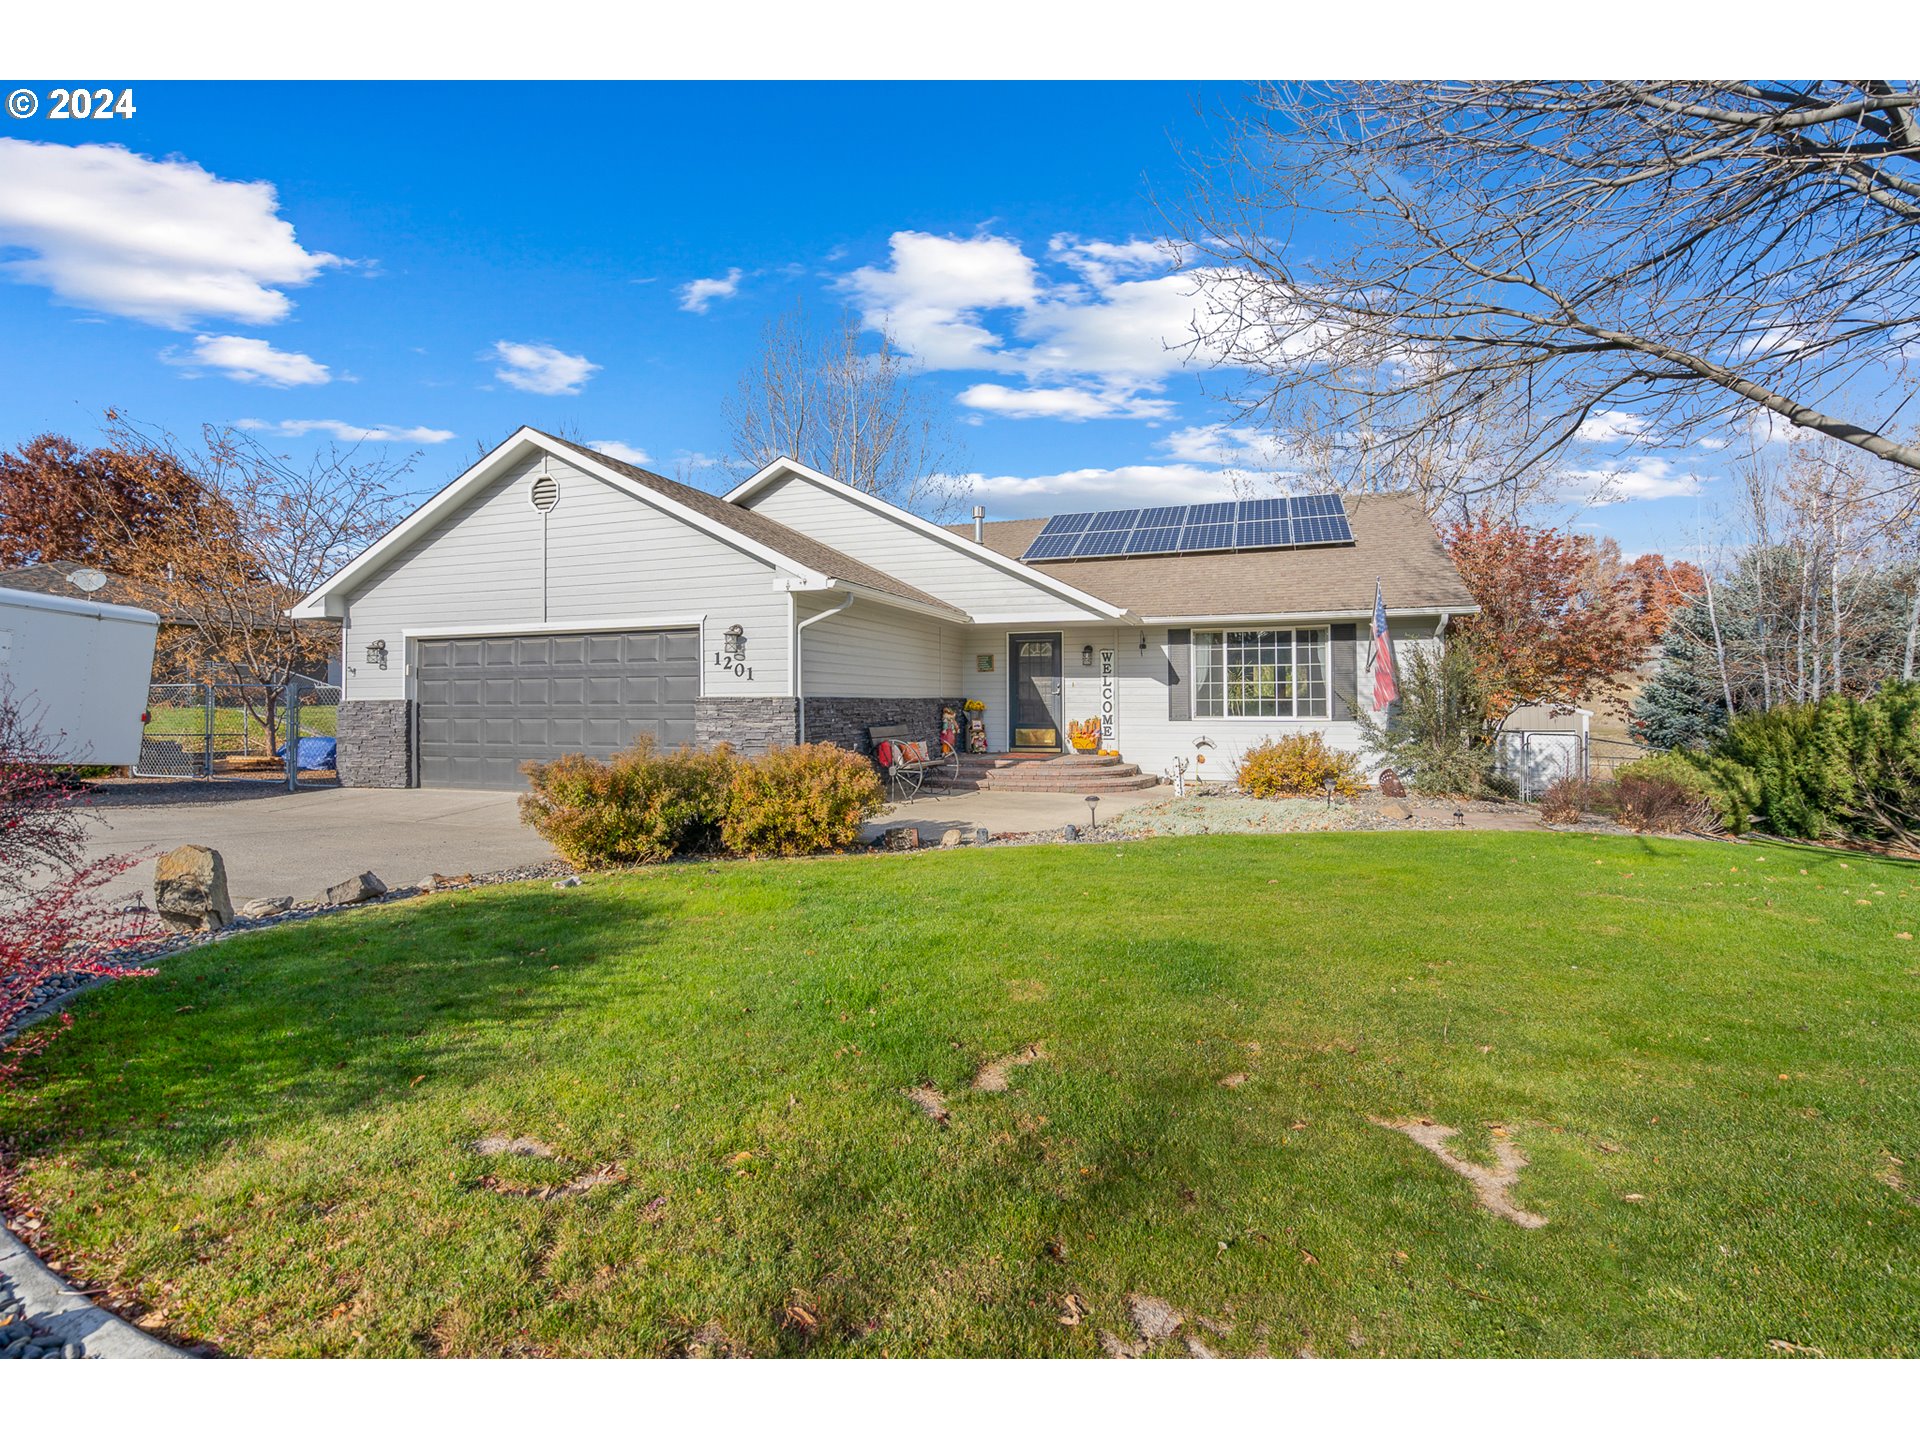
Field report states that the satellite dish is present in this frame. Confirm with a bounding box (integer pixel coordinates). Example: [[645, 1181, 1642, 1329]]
[[68, 566, 109, 593]]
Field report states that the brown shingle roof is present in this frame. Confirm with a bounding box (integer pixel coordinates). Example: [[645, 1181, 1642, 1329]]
[[536, 433, 966, 619], [0, 561, 182, 618], [945, 492, 1475, 618]]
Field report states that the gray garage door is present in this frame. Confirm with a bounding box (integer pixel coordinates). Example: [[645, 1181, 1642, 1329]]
[[416, 629, 699, 790]]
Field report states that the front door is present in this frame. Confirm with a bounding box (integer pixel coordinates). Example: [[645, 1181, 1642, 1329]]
[[1009, 632, 1063, 750]]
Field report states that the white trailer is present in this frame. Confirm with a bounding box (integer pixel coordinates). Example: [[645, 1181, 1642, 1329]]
[[0, 586, 160, 766]]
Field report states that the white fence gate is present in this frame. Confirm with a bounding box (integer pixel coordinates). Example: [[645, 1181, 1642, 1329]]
[[1496, 729, 1586, 801]]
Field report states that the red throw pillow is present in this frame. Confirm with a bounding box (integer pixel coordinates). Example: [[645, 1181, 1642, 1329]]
[[875, 740, 895, 767]]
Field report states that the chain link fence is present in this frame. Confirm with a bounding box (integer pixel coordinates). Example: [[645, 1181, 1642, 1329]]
[[135, 680, 340, 780]]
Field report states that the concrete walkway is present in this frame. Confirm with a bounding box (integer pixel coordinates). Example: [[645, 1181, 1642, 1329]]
[[79, 784, 556, 904], [862, 782, 1173, 844]]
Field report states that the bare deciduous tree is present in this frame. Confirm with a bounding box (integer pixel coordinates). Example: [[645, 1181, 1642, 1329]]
[[1171, 82, 1920, 508], [99, 414, 415, 697], [725, 304, 970, 518]]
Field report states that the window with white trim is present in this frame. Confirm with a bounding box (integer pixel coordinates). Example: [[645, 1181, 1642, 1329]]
[[1192, 628, 1330, 718]]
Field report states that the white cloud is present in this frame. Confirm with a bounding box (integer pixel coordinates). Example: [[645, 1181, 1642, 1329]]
[[956, 383, 1173, 421], [163, 334, 330, 386], [678, 267, 744, 314], [1576, 409, 1661, 443], [588, 439, 652, 465], [1566, 456, 1708, 505], [1157, 423, 1303, 469], [235, 418, 454, 444], [0, 138, 341, 328], [490, 340, 599, 396], [842, 229, 1238, 420]]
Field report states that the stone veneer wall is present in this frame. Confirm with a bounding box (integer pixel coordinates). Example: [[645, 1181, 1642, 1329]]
[[800, 697, 967, 756], [694, 696, 799, 755], [337, 699, 414, 788]]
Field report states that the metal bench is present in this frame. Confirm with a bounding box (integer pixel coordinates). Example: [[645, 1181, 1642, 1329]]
[[869, 723, 955, 802]]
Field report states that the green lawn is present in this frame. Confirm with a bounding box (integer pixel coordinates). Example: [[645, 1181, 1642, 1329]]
[[3, 832, 1917, 1357]]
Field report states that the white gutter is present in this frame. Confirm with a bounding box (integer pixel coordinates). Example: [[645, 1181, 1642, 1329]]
[[793, 591, 855, 743]]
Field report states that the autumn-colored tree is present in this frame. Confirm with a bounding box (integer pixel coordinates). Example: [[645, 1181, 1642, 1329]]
[[1444, 517, 1651, 723], [1624, 553, 1706, 641], [0, 433, 208, 569]]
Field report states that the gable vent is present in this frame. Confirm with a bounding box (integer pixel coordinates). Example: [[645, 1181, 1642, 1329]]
[[529, 475, 560, 512]]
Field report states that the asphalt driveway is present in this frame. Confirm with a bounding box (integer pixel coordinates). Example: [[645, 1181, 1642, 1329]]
[[79, 783, 557, 904]]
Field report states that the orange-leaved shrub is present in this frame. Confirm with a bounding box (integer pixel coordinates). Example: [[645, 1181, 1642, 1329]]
[[519, 737, 736, 867], [721, 742, 887, 858], [1235, 731, 1364, 799]]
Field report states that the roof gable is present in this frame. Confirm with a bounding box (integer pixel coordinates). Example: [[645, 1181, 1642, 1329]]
[[294, 430, 964, 620]]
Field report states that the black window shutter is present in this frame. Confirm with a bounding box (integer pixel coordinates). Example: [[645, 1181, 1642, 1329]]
[[1167, 628, 1190, 721], [1330, 623, 1358, 720]]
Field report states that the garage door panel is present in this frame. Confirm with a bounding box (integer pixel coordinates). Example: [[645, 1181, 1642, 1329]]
[[416, 627, 703, 790]]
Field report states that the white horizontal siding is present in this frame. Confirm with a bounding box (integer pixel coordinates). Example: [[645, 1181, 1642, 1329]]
[[340, 455, 796, 702], [949, 619, 1446, 777], [794, 592, 966, 697], [748, 475, 1104, 620]]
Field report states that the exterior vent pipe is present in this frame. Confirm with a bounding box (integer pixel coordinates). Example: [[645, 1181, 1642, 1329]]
[[973, 505, 986, 543]]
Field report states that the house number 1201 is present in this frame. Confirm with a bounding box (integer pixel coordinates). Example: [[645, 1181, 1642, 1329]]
[[712, 652, 754, 681]]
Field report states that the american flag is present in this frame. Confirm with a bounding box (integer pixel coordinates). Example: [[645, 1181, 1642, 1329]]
[[1372, 579, 1399, 710]]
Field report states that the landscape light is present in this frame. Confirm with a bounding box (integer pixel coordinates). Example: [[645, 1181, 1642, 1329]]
[[1085, 795, 1100, 830]]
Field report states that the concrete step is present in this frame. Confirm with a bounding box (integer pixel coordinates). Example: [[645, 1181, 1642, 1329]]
[[954, 754, 1134, 773], [925, 771, 1161, 794]]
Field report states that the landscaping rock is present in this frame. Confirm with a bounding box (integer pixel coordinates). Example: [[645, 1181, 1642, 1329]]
[[940, 828, 965, 848], [1380, 802, 1415, 822], [153, 845, 233, 932], [974, 827, 991, 845], [1061, 823, 1079, 842], [314, 872, 388, 907], [554, 875, 581, 888], [882, 826, 920, 852], [239, 895, 292, 920]]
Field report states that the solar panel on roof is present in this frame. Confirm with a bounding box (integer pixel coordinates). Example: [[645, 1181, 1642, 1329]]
[[1235, 517, 1291, 549], [1039, 512, 1096, 536], [1125, 526, 1183, 555], [1023, 532, 1082, 560], [1179, 521, 1235, 551], [1019, 493, 1352, 560]]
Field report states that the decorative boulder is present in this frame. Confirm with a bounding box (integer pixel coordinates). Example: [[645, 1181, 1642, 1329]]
[[881, 825, 920, 852], [940, 828, 965, 848], [315, 872, 388, 907], [154, 845, 234, 932], [1380, 802, 1415, 822], [239, 895, 292, 920]]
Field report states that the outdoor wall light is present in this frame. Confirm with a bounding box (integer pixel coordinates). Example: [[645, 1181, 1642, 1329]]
[[723, 624, 746, 658], [365, 639, 388, 669], [1081, 644, 1095, 667]]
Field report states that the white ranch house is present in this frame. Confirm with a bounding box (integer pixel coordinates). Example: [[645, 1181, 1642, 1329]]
[[294, 428, 1476, 791]]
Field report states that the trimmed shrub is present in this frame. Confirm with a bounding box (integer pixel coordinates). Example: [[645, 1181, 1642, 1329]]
[[721, 743, 887, 859], [1236, 731, 1364, 799], [519, 738, 736, 868]]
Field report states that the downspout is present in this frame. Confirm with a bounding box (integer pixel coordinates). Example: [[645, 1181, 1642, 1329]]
[[794, 590, 855, 744]]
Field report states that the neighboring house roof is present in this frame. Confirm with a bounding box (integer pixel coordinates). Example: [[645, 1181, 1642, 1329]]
[[0, 561, 185, 619], [295, 428, 965, 621], [946, 493, 1477, 620], [527, 434, 964, 619]]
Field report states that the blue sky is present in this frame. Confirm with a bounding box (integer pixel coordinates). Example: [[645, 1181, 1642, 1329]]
[[0, 80, 1722, 554]]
